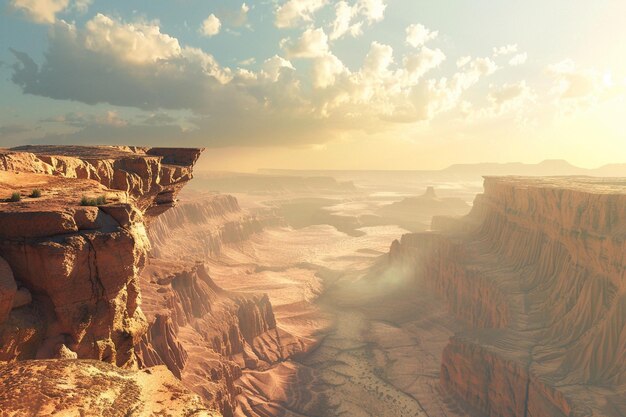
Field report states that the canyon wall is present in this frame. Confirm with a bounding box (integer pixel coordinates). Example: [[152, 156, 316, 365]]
[[389, 177, 626, 417], [136, 194, 297, 416]]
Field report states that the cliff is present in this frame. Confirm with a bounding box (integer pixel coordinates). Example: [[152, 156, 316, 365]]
[[0, 145, 210, 414], [137, 195, 299, 416], [389, 176, 626, 417], [147, 193, 281, 261]]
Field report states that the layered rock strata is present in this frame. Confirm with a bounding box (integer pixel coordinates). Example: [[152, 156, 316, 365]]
[[389, 177, 626, 417], [137, 195, 298, 415], [0, 146, 206, 412]]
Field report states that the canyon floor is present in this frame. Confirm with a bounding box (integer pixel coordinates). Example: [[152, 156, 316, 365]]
[[193, 182, 478, 417]]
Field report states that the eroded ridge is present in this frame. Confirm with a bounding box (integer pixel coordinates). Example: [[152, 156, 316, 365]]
[[389, 176, 626, 417]]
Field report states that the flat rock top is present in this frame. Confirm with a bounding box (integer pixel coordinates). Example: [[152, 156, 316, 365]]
[[485, 176, 626, 194], [7, 145, 149, 159], [6, 145, 204, 166], [0, 170, 124, 213]]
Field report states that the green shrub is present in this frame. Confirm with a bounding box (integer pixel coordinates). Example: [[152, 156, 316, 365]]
[[9, 192, 21, 202], [29, 189, 42, 198], [80, 194, 107, 206]]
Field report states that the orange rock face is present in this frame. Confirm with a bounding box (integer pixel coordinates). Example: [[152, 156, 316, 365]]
[[390, 177, 626, 417], [137, 195, 297, 416], [0, 145, 202, 367]]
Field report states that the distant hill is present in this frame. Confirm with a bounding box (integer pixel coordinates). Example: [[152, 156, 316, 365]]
[[260, 160, 626, 180], [441, 159, 588, 176]]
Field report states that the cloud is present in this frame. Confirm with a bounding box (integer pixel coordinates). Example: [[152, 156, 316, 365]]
[[359, 0, 386, 22], [43, 110, 128, 127], [9, 0, 69, 23], [226, 3, 250, 28], [71, 0, 90, 13], [327, 0, 386, 40], [363, 41, 393, 76], [403, 47, 445, 83], [312, 53, 347, 88], [548, 59, 597, 100], [0, 124, 32, 135], [275, 0, 327, 28], [456, 56, 471, 67], [282, 27, 330, 58], [201, 14, 221, 37], [509, 52, 527, 66], [405, 24, 437, 48], [9, 13, 502, 147], [488, 81, 534, 112], [261, 55, 295, 82], [544, 59, 626, 114], [493, 44, 518, 56], [329, 1, 363, 40], [82, 14, 184, 65]]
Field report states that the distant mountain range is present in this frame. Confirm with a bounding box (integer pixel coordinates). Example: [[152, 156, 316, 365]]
[[260, 160, 626, 178]]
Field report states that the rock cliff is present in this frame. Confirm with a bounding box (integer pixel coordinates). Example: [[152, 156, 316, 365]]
[[0, 145, 211, 415], [389, 177, 626, 417], [137, 194, 298, 416]]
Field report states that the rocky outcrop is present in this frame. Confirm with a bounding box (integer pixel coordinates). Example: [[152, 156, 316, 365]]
[[0, 359, 219, 416], [389, 177, 626, 417], [0, 145, 201, 367], [137, 261, 284, 416]]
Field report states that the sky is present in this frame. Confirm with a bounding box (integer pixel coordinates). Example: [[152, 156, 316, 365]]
[[1, 0, 625, 171]]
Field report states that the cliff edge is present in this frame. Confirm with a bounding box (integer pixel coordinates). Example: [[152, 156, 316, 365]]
[[390, 176, 626, 417], [0, 145, 213, 415]]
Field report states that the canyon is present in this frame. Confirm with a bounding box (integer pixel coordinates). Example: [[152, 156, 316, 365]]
[[1, 146, 625, 417]]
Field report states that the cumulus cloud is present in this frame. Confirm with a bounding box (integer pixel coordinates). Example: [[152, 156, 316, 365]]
[[261, 55, 295, 82], [403, 47, 445, 83], [312, 53, 347, 88], [228, 3, 250, 27], [201, 14, 221, 37], [329, 1, 363, 40], [544, 59, 626, 114], [82, 14, 184, 65], [9, 0, 69, 23], [493, 44, 518, 56], [44, 110, 128, 127], [509, 52, 528, 66], [328, 0, 386, 40], [406, 24, 438, 48], [282, 27, 330, 58], [9, 12, 502, 146], [275, 0, 327, 28], [488, 81, 534, 112], [71, 0, 90, 13], [359, 0, 386, 22]]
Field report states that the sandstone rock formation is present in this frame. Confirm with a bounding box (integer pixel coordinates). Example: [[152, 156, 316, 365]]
[[389, 177, 626, 417], [0, 145, 213, 415], [137, 194, 301, 416], [378, 186, 471, 232]]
